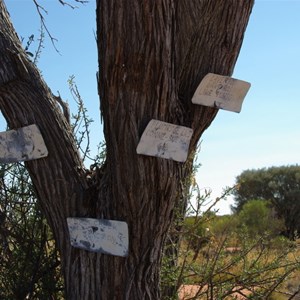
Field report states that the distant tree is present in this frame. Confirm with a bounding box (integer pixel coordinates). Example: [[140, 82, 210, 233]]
[[232, 165, 300, 239], [237, 199, 284, 239], [210, 214, 238, 239]]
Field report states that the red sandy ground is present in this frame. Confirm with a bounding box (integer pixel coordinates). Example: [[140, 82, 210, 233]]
[[178, 284, 252, 300]]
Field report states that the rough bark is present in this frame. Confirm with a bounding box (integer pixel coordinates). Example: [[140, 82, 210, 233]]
[[0, 0, 254, 299]]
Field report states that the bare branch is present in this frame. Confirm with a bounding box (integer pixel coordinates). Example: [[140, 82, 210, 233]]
[[31, 0, 87, 51], [58, 0, 88, 8], [32, 0, 59, 52]]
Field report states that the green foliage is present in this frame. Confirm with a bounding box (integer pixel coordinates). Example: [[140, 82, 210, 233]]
[[0, 164, 64, 299], [237, 199, 284, 239], [209, 214, 238, 238], [183, 216, 212, 261], [232, 165, 300, 239]]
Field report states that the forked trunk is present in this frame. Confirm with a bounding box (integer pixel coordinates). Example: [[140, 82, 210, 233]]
[[0, 0, 254, 299]]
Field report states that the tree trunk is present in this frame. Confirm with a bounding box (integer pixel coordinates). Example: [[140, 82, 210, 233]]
[[0, 0, 254, 299]]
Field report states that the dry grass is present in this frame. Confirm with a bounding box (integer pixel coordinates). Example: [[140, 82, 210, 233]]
[[175, 239, 300, 300]]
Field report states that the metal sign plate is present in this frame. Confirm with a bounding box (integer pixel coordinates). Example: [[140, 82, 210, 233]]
[[191, 73, 251, 113], [136, 119, 193, 162], [0, 124, 48, 163], [67, 217, 129, 257]]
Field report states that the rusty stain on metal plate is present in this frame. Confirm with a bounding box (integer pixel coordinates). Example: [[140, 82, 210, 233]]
[[191, 73, 251, 113], [0, 124, 48, 163], [67, 217, 129, 257]]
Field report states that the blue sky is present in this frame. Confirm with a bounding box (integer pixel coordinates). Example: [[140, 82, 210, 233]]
[[4, 0, 300, 214]]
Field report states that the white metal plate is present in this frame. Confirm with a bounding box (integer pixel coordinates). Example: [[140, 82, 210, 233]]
[[0, 124, 48, 163], [191, 73, 251, 113], [136, 119, 193, 162], [67, 217, 129, 257]]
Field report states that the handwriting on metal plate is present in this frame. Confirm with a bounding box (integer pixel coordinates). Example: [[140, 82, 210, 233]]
[[0, 124, 48, 163], [67, 217, 129, 257], [136, 119, 193, 162], [191, 73, 251, 113]]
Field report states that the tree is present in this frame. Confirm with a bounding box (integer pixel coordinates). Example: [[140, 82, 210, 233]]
[[0, 1, 254, 299], [232, 165, 300, 239], [237, 199, 284, 239], [0, 75, 100, 298]]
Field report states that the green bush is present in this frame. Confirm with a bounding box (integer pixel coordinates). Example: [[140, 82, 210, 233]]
[[237, 199, 284, 239]]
